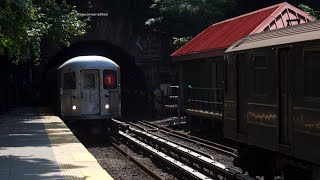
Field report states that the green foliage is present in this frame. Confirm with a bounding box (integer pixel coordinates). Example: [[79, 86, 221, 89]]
[[0, 0, 89, 65], [173, 36, 192, 49], [299, 4, 319, 19], [146, 0, 236, 48]]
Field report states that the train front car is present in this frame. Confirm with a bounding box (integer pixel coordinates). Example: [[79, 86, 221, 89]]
[[58, 56, 121, 131]]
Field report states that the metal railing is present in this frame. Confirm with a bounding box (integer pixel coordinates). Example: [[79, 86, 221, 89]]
[[187, 87, 223, 114], [165, 85, 179, 106]]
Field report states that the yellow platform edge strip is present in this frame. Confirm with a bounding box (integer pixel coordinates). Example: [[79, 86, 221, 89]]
[[40, 113, 113, 180]]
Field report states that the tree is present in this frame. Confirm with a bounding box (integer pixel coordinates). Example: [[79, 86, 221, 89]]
[[145, 0, 237, 49], [0, 0, 89, 65], [299, 4, 319, 19]]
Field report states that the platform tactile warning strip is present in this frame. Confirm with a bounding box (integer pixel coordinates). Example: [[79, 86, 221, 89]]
[[41, 116, 113, 180]]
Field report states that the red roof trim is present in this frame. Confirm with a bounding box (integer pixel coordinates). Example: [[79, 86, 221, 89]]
[[172, 48, 226, 61], [171, 2, 315, 61], [251, 2, 314, 33], [208, 2, 285, 28], [171, 3, 282, 59]]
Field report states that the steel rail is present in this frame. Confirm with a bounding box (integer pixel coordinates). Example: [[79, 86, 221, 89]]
[[140, 121, 238, 158], [118, 130, 212, 180], [129, 127, 255, 180], [128, 122, 157, 132], [111, 139, 164, 180], [127, 122, 216, 160]]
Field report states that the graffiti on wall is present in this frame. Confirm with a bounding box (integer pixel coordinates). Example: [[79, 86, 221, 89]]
[[135, 33, 162, 62]]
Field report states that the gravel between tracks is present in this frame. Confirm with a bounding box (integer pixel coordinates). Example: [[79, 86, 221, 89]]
[[72, 130, 153, 180], [118, 142, 179, 180], [86, 144, 154, 180], [75, 131, 178, 180]]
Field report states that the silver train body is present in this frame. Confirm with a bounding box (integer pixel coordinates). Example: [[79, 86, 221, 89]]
[[58, 55, 121, 120]]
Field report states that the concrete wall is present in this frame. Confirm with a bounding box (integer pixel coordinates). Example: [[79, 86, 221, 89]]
[[42, 0, 173, 91]]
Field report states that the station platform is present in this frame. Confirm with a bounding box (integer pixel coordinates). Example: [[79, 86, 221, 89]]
[[0, 107, 113, 180]]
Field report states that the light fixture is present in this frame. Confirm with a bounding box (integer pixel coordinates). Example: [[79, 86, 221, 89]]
[[105, 104, 110, 109], [72, 105, 77, 110]]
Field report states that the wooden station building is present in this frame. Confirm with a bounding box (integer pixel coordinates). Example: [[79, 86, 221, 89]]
[[170, 2, 314, 135]]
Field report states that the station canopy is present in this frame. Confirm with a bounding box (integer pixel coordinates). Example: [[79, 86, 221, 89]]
[[171, 2, 314, 61]]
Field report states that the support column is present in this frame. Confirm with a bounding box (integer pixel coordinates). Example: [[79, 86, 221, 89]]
[[0, 53, 5, 113], [178, 63, 184, 124], [0, 50, 9, 113]]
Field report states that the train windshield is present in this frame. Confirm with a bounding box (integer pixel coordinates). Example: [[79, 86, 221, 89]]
[[103, 70, 117, 89], [83, 73, 96, 89], [63, 72, 76, 89]]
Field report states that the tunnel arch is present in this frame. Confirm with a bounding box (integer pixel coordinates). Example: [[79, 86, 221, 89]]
[[44, 41, 149, 120], [47, 41, 134, 69]]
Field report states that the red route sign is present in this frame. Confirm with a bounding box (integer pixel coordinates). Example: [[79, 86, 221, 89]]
[[104, 74, 116, 87]]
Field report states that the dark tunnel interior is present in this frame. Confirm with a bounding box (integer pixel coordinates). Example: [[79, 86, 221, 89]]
[[44, 41, 150, 120]]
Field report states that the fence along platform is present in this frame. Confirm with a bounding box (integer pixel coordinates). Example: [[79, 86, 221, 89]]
[[185, 87, 223, 120]]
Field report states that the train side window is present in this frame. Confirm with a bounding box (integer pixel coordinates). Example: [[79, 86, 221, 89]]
[[305, 50, 320, 98], [224, 59, 228, 92], [103, 70, 117, 89], [63, 72, 76, 90], [226, 57, 235, 91], [253, 55, 271, 96]]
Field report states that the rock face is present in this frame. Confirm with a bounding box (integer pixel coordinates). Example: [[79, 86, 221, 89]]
[[45, 0, 171, 67]]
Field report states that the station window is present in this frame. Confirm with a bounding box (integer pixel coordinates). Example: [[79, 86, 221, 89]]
[[103, 70, 117, 89], [305, 49, 320, 98], [63, 72, 76, 89], [83, 73, 96, 89], [253, 55, 271, 95]]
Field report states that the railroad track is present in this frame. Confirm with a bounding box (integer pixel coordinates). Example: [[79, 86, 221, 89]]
[[111, 138, 163, 180], [139, 121, 238, 158], [127, 122, 218, 160], [111, 118, 255, 180]]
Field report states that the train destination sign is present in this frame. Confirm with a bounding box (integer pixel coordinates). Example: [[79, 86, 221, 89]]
[[103, 70, 117, 89]]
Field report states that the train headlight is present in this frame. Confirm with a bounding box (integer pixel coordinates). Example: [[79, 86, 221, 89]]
[[105, 104, 110, 109], [72, 105, 77, 110]]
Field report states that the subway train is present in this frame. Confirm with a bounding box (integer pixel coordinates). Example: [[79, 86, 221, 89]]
[[58, 56, 121, 120], [57, 55, 121, 120], [224, 20, 320, 179]]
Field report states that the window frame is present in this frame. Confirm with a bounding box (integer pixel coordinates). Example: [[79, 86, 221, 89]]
[[303, 47, 320, 101], [252, 53, 272, 97]]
